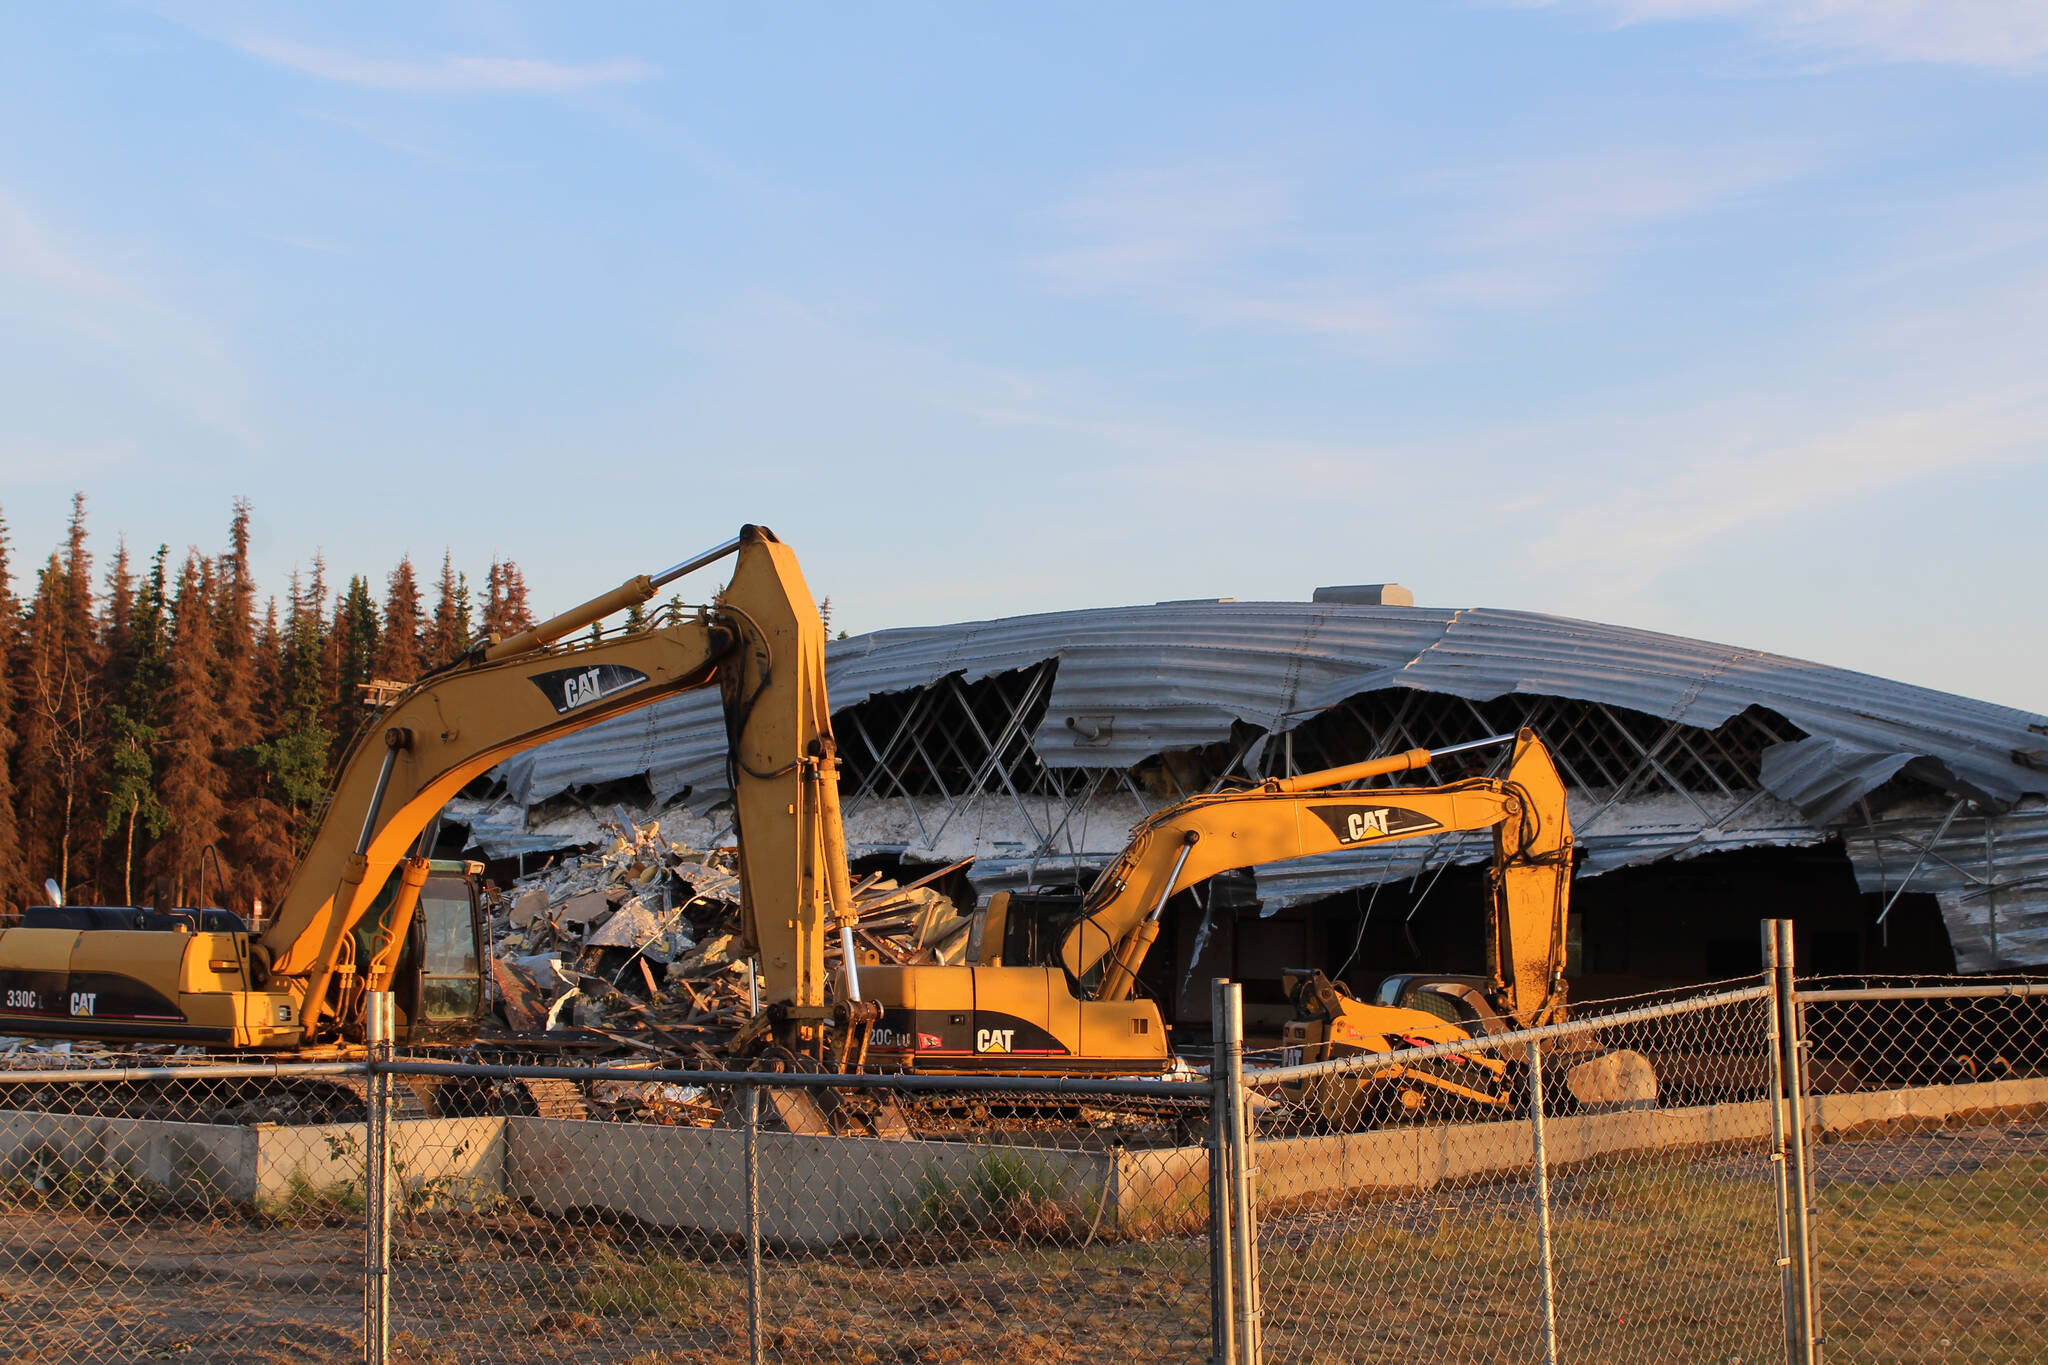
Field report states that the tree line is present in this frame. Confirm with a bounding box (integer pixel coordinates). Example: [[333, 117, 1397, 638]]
[[0, 496, 537, 917]]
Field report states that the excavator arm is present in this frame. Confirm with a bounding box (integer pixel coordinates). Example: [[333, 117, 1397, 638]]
[[260, 524, 857, 1045], [1058, 728, 1574, 1027]]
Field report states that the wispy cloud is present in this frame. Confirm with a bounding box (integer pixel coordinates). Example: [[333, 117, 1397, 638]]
[[0, 435, 135, 486], [0, 190, 254, 447], [1441, 145, 1813, 251], [1034, 142, 1808, 339], [1521, 389, 2048, 578], [1540, 1, 2048, 71], [1033, 169, 1408, 335], [231, 36, 655, 94]]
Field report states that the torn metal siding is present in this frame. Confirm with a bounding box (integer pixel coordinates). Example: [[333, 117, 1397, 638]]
[[501, 600, 2047, 819], [1844, 802, 2048, 972]]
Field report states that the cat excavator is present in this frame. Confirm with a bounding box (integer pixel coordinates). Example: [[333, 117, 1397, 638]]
[[0, 525, 873, 1066], [857, 728, 1654, 1121]]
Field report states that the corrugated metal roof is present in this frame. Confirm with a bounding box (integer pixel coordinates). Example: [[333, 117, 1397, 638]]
[[476, 598, 2048, 970], [499, 600, 2048, 818]]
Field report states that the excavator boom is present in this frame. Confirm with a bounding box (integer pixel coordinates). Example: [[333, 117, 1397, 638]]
[[1059, 728, 1573, 1027]]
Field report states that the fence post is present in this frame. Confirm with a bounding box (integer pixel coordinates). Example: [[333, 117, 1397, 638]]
[[1209, 980, 1239, 1365], [1221, 981, 1262, 1365], [1762, 920, 1799, 1363], [362, 991, 395, 1365], [744, 1081, 764, 1365], [1527, 1037, 1560, 1365], [1770, 921, 1819, 1365]]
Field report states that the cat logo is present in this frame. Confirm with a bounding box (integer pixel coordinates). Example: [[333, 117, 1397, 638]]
[[69, 992, 97, 1017], [530, 664, 652, 716], [975, 1028, 1016, 1054], [1309, 803, 1442, 845], [561, 668, 606, 710], [1343, 809, 1391, 843]]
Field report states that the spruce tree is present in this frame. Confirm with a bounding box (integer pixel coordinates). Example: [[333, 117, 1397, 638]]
[[102, 545, 170, 904], [376, 556, 423, 682], [237, 571, 331, 904], [330, 574, 380, 758], [214, 499, 260, 742], [17, 499, 103, 901], [481, 561, 501, 643], [424, 552, 468, 668], [451, 572, 474, 653], [0, 511, 22, 908], [253, 574, 333, 814], [482, 558, 535, 639], [252, 598, 283, 737], [218, 602, 284, 917], [500, 560, 532, 632], [210, 501, 267, 911], [147, 555, 227, 905], [102, 538, 136, 681]]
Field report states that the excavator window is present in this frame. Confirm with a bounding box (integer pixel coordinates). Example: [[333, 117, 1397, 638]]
[[417, 875, 482, 1022], [1000, 892, 1105, 991]]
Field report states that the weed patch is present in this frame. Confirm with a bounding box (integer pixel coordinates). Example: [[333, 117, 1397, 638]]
[[574, 1251, 719, 1323], [912, 1152, 1092, 1240]]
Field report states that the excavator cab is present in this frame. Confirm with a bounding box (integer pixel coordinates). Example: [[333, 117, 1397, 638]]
[[349, 859, 488, 1044]]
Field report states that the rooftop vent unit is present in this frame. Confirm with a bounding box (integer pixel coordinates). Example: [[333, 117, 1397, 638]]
[[1313, 583, 1414, 607]]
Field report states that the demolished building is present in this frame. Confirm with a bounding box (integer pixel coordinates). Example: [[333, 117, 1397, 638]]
[[444, 592, 2048, 1028]]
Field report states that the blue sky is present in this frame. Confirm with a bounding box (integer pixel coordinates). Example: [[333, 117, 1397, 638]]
[[2, 2, 2044, 711]]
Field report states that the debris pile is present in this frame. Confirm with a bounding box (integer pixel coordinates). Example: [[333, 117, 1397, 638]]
[[485, 815, 978, 1055]]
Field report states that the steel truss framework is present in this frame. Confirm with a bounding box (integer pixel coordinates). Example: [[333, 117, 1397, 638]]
[[830, 661, 1812, 869]]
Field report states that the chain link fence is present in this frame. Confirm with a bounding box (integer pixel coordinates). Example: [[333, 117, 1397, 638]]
[[374, 1066, 1216, 1364], [1792, 981, 2048, 1363], [1243, 981, 1787, 1365], [0, 925, 2039, 1365], [0, 1056, 382, 1363]]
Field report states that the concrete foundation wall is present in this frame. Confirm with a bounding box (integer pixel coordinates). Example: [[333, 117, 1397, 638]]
[[0, 1111, 503, 1206], [0, 1110, 257, 1202], [3, 1074, 2041, 1237], [1116, 1076, 2048, 1219], [271, 1116, 505, 1208], [1808, 1076, 2048, 1135], [511, 1118, 1111, 1245]]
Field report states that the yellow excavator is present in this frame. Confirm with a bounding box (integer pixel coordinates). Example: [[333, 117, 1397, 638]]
[[0, 525, 872, 1062], [860, 727, 1653, 1118]]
